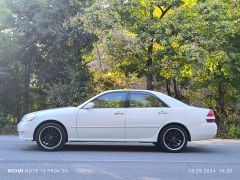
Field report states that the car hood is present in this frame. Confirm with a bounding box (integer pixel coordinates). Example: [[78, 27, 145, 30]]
[[31, 107, 77, 116]]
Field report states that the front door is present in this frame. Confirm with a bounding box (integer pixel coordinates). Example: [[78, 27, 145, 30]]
[[76, 92, 128, 140]]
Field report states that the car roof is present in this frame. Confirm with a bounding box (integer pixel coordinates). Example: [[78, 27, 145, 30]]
[[102, 89, 167, 98], [103, 89, 157, 93]]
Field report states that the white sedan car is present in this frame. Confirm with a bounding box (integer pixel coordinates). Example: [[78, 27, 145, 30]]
[[18, 89, 217, 152]]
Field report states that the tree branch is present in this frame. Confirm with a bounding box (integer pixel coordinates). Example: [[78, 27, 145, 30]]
[[157, 5, 164, 14], [157, 4, 173, 19]]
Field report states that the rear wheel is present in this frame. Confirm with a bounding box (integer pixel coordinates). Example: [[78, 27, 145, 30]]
[[36, 122, 66, 151], [156, 125, 188, 153]]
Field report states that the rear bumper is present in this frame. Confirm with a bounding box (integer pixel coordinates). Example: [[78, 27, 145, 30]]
[[17, 121, 37, 141], [190, 123, 217, 141]]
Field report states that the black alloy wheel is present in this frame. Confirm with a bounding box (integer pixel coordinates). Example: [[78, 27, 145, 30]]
[[36, 122, 66, 151], [156, 125, 188, 152]]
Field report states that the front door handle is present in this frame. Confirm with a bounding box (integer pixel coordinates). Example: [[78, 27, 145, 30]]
[[158, 111, 168, 114], [114, 112, 124, 115]]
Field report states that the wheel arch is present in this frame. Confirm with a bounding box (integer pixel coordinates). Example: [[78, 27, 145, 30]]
[[33, 120, 68, 142], [159, 122, 191, 142]]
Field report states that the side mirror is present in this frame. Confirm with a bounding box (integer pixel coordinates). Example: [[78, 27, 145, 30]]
[[83, 102, 95, 109]]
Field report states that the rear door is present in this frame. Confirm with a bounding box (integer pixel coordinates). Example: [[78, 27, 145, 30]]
[[125, 91, 171, 139]]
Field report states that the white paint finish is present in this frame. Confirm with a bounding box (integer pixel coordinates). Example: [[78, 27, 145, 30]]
[[17, 121, 38, 140], [35, 107, 78, 139], [18, 107, 78, 140], [125, 108, 171, 139], [17, 89, 217, 144], [76, 108, 126, 139], [189, 122, 217, 141]]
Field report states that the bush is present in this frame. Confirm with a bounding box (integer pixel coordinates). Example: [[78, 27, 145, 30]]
[[0, 114, 17, 135], [226, 125, 240, 139]]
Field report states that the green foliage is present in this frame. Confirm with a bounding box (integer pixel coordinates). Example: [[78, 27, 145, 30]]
[[0, 0, 239, 137], [0, 113, 7, 128], [227, 125, 240, 139], [83, 0, 240, 137], [0, 0, 97, 121], [0, 112, 16, 134]]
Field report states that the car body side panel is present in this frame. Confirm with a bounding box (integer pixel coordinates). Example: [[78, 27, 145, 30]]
[[125, 108, 172, 139], [17, 90, 217, 143], [18, 107, 78, 141], [157, 108, 217, 142], [76, 108, 126, 139]]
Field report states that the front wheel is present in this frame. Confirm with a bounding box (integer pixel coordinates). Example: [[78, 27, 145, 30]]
[[36, 122, 66, 151], [156, 125, 188, 153]]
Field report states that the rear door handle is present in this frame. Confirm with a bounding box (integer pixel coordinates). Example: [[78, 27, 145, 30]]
[[114, 112, 124, 115], [158, 111, 168, 114]]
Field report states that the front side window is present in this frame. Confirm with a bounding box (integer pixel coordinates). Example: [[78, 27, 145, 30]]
[[130, 92, 167, 108], [92, 92, 127, 108]]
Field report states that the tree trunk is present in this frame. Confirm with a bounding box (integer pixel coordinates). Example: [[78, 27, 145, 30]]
[[23, 63, 30, 114], [146, 5, 154, 90], [95, 43, 102, 69], [166, 79, 172, 96], [218, 83, 225, 115], [217, 82, 225, 134], [173, 78, 181, 100], [146, 39, 153, 90], [146, 4, 173, 90]]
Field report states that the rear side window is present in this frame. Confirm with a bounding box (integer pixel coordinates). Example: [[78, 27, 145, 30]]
[[129, 92, 167, 108]]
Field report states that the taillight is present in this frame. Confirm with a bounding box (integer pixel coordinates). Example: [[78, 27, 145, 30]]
[[207, 119, 215, 123], [207, 109, 214, 117], [206, 109, 215, 123]]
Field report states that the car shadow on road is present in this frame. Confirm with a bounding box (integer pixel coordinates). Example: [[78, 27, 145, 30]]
[[62, 144, 216, 153], [22, 143, 217, 153]]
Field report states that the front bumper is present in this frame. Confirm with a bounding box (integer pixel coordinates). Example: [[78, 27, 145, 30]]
[[17, 121, 38, 141]]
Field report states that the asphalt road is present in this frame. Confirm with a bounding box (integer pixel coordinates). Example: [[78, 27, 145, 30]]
[[0, 136, 240, 180]]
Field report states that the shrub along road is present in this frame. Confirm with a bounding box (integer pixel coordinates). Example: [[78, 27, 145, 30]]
[[0, 136, 240, 180]]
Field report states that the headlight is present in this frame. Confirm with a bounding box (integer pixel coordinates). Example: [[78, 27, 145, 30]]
[[22, 113, 37, 122]]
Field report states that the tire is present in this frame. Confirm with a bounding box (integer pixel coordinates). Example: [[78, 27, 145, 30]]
[[36, 122, 66, 151], [156, 125, 188, 153]]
